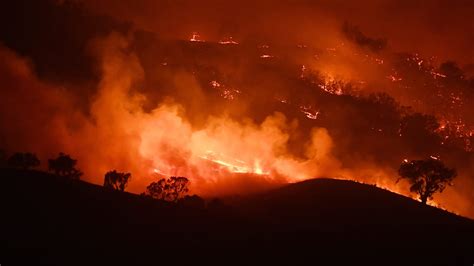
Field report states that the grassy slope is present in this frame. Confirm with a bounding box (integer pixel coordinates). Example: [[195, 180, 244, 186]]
[[1, 169, 473, 265]]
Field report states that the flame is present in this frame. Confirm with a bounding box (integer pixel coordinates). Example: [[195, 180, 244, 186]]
[[219, 37, 239, 45], [300, 105, 320, 120], [189, 32, 204, 42], [199, 152, 268, 176], [210, 80, 241, 100]]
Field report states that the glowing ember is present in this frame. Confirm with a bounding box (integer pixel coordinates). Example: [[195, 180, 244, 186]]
[[300, 65, 307, 79], [219, 37, 239, 45], [189, 32, 205, 42], [300, 106, 320, 120], [210, 80, 221, 88], [221, 89, 240, 100], [210, 80, 240, 100], [318, 77, 344, 95], [431, 71, 447, 78], [387, 74, 403, 82]]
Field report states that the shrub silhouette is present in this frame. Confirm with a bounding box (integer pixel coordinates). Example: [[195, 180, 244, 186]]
[[146, 176, 189, 202], [7, 152, 40, 170], [48, 152, 82, 180], [103, 170, 131, 192], [398, 158, 457, 204]]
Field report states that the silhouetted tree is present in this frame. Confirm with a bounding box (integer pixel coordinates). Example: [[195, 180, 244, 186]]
[[398, 158, 457, 204], [7, 152, 40, 170], [103, 170, 131, 192], [48, 152, 82, 180], [146, 176, 189, 202], [145, 179, 165, 199]]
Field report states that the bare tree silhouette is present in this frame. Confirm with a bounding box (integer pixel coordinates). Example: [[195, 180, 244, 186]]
[[103, 170, 131, 192], [48, 152, 82, 180], [146, 176, 189, 202], [398, 158, 457, 204], [7, 152, 40, 170]]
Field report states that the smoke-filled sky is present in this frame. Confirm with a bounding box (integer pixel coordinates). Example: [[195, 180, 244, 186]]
[[0, 0, 473, 217], [84, 0, 474, 65]]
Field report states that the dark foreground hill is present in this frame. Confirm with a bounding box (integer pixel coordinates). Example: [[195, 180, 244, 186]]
[[1, 169, 473, 265]]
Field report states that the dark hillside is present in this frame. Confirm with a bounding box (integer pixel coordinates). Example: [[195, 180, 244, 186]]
[[1, 169, 473, 265]]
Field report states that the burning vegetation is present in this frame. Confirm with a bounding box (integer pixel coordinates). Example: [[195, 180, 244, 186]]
[[0, 0, 473, 218]]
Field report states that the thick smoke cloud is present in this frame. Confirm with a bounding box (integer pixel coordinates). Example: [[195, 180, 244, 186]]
[[0, 34, 342, 196]]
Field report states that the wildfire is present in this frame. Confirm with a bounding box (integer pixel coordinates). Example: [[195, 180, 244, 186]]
[[2, 15, 471, 218], [387, 74, 402, 82], [189, 32, 205, 42], [300, 65, 306, 79], [318, 77, 344, 95], [210, 80, 221, 88], [199, 151, 269, 175], [300, 105, 320, 120], [260, 54, 274, 59], [436, 119, 474, 151], [219, 37, 239, 45], [375, 58, 384, 65], [431, 71, 447, 79], [210, 80, 241, 100]]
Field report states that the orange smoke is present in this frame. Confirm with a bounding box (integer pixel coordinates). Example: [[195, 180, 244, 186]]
[[0, 30, 472, 218], [89, 34, 342, 195], [0, 33, 341, 196]]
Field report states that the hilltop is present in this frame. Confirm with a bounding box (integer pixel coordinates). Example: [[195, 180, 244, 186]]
[[1, 169, 473, 265]]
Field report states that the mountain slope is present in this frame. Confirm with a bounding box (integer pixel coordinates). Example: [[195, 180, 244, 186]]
[[0, 169, 473, 265]]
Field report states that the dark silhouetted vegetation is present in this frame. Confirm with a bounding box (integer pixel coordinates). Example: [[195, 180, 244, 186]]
[[146, 176, 189, 202], [178, 194, 205, 209], [342, 21, 387, 52], [1, 169, 473, 265], [103, 170, 131, 192], [207, 198, 229, 213], [398, 158, 457, 204], [48, 152, 82, 180], [7, 152, 40, 170], [440, 61, 464, 80]]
